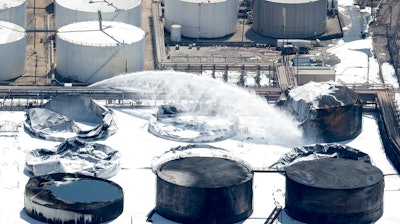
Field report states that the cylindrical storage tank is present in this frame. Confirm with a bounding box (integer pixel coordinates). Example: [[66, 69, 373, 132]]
[[25, 173, 124, 224], [0, 21, 26, 81], [156, 156, 253, 223], [277, 81, 362, 143], [164, 0, 238, 38], [170, 24, 182, 42], [54, 0, 142, 29], [0, 0, 27, 28], [252, 0, 327, 38], [56, 21, 145, 84], [285, 158, 384, 224]]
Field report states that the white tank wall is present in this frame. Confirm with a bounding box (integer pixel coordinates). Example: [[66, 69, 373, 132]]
[[165, 0, 238, 38], [0, 0, 27, 28], [56, 21, 145, 84], [0, 22, 26, 81], [252, 0, 327, 39], [55, 0, 142, 29]]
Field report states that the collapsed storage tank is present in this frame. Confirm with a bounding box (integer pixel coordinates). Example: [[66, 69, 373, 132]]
[[164, 0, 238, 38], [153, 145, 253, 223], [25, 173, 124, 224], [252, 0, 327, 38], [0, 0, 27, 28], [270, 143, 371, 171], [56, 21, 145, 84], [277, 81, 362, 142], [285, 158, 384, 224], [25, 139, 121, 179], [24, 94, 117, 141], [0, 21, 26, 81], [148, 104, 238, 143], [54, 0, 142, 28]]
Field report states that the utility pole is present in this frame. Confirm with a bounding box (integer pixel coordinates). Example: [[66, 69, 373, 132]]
[[241, 1, 246, 44], [296, 51, 299, 86], [367, 49, 370, 85], [97, 10, 103, 30], [389, 5, 392, 29], [198, 2, 201, 43], [370, 0, 373, 15], [282, 7, 286, 44]]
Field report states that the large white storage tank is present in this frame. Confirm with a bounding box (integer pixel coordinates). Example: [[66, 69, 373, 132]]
[[252, 0, 327, 39], [56, 21, 145, 84], [164, 0, 238, 39], [0, 21, 26, 81], [54, 0, 142, 29], [0, 0, 27, 28]]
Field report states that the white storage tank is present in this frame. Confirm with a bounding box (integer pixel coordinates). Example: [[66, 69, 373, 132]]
[[252, 0, 327, 39], [0, 21, 26, 81], [56, 21, 145, 84], [55, 0, 142, 29], [164, 0, 238, 39], [170, 24, 182, 42], [0, 0, 27, 28]]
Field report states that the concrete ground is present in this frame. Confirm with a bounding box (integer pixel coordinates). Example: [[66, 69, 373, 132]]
[[18, 0, 53, 86]]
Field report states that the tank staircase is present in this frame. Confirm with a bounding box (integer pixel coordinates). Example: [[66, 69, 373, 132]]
[[265, 205, 283, 224], [276, 56, 297, 90]]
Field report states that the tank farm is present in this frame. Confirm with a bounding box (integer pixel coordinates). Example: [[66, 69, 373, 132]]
[[0, 0, 400, 224]]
